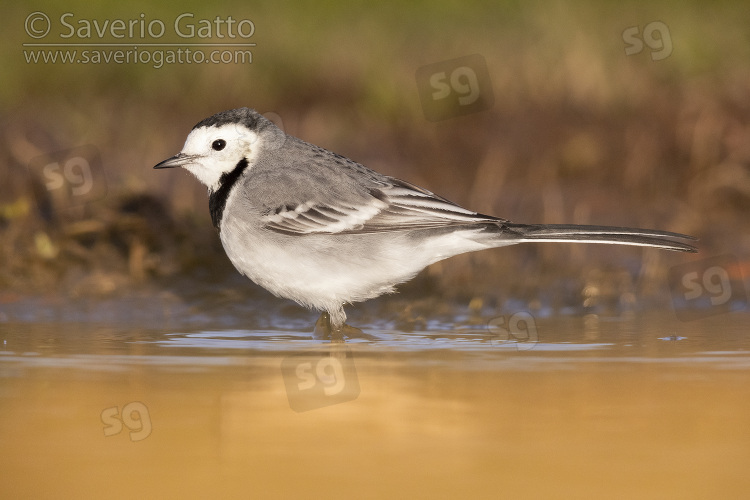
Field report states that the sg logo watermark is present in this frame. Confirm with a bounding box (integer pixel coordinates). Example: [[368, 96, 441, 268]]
[[280, 348, 360, 412], [101, 401, 152, 442], [622, 21, 672, 61], [416, 54, 494, 121], [668, 254, 748, 321], [26, 145, 107, 211], [487, 311, 538, 351]]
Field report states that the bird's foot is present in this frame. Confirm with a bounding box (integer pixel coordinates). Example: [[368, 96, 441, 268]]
[[313, 312, 364, 343]]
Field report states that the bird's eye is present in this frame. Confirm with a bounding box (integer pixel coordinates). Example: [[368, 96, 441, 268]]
[[212, 139, 226, 151]]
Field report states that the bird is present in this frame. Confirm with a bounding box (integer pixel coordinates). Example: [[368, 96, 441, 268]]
[[154, 107, 697, 336]]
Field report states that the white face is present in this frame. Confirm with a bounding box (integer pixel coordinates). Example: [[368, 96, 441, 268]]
[[177, 123, 260, 190]]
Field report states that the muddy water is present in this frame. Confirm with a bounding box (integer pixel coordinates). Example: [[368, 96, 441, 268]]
[[1, 311, 749, 499]]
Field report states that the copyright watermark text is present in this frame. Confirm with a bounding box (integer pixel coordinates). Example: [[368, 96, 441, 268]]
[[23, 12, 256, 69]]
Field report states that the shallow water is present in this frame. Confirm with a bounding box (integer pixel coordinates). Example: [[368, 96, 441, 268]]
[[1, 309, 749, 499]]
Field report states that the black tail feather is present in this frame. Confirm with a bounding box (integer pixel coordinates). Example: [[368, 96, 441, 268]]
[[501, 223, 698, 253]]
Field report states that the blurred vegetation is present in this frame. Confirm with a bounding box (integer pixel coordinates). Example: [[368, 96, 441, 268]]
[[1, 0, 749, 318]]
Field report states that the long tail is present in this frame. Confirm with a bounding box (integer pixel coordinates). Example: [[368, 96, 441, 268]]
[[500, 223, 698, 253]]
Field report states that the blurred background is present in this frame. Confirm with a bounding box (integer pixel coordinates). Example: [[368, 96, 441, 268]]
[[3, 2, 750, 498], [1, 0, 749, 321]]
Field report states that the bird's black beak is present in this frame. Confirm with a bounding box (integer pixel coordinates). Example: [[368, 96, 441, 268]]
[[153, 153, 188, 169]]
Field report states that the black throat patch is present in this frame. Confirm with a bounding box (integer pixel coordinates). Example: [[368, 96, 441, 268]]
[[208, 158, 249, 230]]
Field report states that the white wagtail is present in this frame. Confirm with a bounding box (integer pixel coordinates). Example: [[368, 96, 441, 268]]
[[154, 108, 697, 333]]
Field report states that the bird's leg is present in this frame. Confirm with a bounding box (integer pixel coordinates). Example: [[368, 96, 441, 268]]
[[313, 312, 341, 342], [313, 312, 364, 342], [339, 322, 365, 339]]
